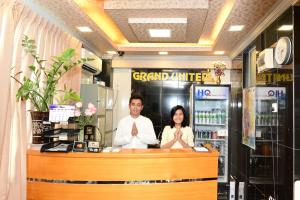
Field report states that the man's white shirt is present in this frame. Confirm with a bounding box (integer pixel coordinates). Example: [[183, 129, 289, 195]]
[[114, 115, 157, 149]]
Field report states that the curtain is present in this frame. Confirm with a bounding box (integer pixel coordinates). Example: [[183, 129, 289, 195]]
[[0, 1, 82, 199]]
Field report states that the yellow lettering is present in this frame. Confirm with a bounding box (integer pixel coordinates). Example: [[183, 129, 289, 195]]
[[287, 73, 293, 81], [171, 72, 178, 81], [189, 73, 195, 82], [132, 72, 140, 80], [266, 73, 272, 83], [140, 72, 147, 82], [178, 73, 185, 81], [195, 73, 202, 82], [147, 72, 154, 81], [154, 72, 161, 80], [162, 73, 169, 80]]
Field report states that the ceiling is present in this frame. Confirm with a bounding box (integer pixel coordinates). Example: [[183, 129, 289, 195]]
[[28, 0, 293, 58]]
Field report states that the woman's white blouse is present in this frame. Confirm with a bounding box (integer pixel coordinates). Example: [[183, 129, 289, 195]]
[[160, 126, 194, 148]]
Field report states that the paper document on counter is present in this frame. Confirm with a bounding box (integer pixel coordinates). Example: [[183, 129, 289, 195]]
[[193, 147, 209, 152], [102, 147, 121, 152]]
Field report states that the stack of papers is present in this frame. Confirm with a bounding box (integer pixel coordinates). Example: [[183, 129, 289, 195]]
[[193, 147, 209, 152], [102, 147, 121, 152]]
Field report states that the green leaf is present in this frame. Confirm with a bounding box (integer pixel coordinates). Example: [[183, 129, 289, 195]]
[[63, 65, 68, 71], [28, 65, 36, 71]]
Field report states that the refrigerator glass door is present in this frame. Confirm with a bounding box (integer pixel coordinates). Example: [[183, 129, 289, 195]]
[[192, 85, 230, 183]]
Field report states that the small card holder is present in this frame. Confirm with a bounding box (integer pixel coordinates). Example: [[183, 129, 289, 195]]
[[87, 141, 101, 153], [73, 141, 87, 152]]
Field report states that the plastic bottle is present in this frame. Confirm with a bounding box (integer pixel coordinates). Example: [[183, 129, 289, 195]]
[[221, 110, 226, 124]]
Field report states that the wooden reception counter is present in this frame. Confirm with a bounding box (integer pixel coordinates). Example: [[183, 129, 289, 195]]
[[27, 148, 219, 200]]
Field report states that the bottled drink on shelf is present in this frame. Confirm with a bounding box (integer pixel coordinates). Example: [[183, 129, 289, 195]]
[[260, 112, 264, 125], [212, 131, 218, 139], [211, 109, 216, 124], [256, 112, 260, 126], [205, 111, 209, 124], [199, 111, 203, 124], [196, 111, 200, 123], [207, 111, 212, 124], [272, 113, 277, 126], [221, 110, 226, 124], [216, 109, 222, 124]]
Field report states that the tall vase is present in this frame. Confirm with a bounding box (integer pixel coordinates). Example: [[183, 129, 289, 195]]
[[30, 111, 49, 144], [216, 76, 221, 85], [79, 129, 84, 142]]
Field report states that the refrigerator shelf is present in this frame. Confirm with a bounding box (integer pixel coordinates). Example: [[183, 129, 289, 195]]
[[195, 138, 226, 141], [195, 123, 226, 126], [195, 99, 227, 101], [250, 155, 280, 158], [249, 177, 279, 185], [256, 125, 283, 127], [255, 139, 283, 142]]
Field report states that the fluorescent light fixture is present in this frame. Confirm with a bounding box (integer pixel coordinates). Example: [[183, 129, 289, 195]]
[[214, 51, 225, 55], [106, 51, 118, 55], [148, 29, 171, 38], [158, 51, 168, 55], [228, 25, 244, 32], [278, 25, 293, 31], [76, 26, 92, 32]]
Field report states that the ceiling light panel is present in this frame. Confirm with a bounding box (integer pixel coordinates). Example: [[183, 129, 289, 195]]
[[76, 26, 93, 32], [106, 51, 118, 54], [128, 18, 187, 24], [278, 25, 293, 31], [159, 51, 168, 55], [228, 25, 244, 31], [148, 29, 171, 38], [214, 51, 225, 55]]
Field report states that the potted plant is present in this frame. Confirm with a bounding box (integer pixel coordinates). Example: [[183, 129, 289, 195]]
[[11, 35, 91, 143], [74, 102, 98, 142]]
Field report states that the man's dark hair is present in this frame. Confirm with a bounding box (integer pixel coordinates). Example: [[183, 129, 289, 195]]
[[129, 94, 144, 105], [170, 105, 188, 128]]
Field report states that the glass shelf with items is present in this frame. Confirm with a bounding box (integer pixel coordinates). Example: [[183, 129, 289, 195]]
[[194, 109, 227, 125]]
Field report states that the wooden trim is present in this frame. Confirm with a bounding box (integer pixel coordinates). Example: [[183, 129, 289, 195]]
[[27, 149, 218, 181], [27, 149, 218, 199], [27, 180, 217, 200]]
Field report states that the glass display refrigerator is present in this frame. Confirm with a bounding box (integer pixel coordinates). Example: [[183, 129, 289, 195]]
[[243, 86, 287, 199], [190, 85, 230, 183]]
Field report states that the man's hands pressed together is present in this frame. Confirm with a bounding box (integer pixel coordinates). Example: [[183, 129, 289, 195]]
[[131, 122, 138, 136]]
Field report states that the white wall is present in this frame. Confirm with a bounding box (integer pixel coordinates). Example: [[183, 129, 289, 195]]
[[112, 55, 232, 69], [113, 68, 132, 131]]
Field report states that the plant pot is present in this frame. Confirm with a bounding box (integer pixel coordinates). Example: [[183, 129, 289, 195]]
[[30, 111, 49, 144]]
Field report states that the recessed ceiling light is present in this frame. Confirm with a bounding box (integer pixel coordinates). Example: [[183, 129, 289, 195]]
[[106, 51, 118, 55], [148, 29, 171, 38], [278, 25, 293, 31], [76, 26, 92, 32], [228, 25, 244, 32], [159, 51, 168, 55], [214, 51, 225, 55]]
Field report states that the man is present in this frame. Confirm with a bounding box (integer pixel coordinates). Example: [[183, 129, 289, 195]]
[[114, 94, 158, 149]]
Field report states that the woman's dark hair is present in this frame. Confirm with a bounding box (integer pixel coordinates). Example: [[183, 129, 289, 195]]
[[129, 94, 144, 105], [170, 105, 188, 128]]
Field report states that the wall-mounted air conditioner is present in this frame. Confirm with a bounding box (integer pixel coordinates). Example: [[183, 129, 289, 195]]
[[81, 48, 102, 74], [257, 48, 280, 73]]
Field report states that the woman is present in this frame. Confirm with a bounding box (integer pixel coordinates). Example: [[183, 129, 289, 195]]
[[161, 105, 194, 149]]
